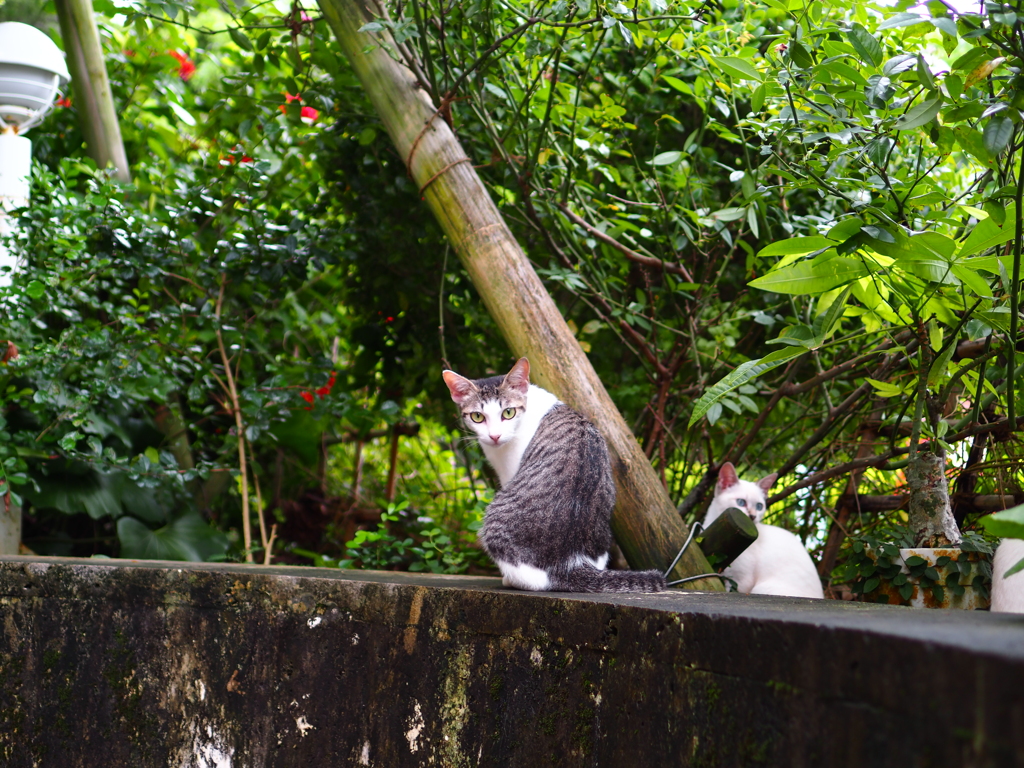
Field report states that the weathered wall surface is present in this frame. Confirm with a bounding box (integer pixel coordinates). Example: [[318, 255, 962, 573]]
[[0, 556, 1021, 767]]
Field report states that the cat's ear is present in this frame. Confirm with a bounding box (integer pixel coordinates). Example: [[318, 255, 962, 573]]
[[716, 462, 739, 493], [502, 357, 531, 396], [756, 473, 778, 493], [442, 370, 476, 405]]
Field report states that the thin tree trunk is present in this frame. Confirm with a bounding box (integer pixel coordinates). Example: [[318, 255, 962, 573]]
[[907, 449, 961, 547], [316, 0, 718, 586], [385, 427, 400, 504], [0, 342, 19, 554], [54, 0, 130, 181]]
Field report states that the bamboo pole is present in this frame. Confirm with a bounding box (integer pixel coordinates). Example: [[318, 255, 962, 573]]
[[316, 0, 719, 588], [54, 0, 130, 182]]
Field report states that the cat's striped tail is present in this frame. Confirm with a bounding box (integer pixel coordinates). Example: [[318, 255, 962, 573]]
[[552, 563, 666, 593]]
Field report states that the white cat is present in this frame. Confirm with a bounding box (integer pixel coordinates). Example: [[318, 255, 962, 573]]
[[990, 539, 1024, 613], [702, 462, 824, 599]]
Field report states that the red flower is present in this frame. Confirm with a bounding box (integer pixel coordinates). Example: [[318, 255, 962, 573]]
[[300, 391, 315, 405], [169, 50, 196, 81], [279, 94, 319, 125], [55, 96, 72, 108], [314, 372, 337, 398], [240, 156, 254, 163]]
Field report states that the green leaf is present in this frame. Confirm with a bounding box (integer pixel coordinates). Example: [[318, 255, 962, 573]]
[[943, 102, 985, 123], [713, 56, 763, 82], [661, 75, 689, 94], [25, 280, 45, 299], [950, 265, 993, 298], [789, 41, 813, 68], [958, 210, 1016, 258], [848, 23, 882, 67], [828, 62, 867, 86], [813, 285, 853, 341], [751, 84, 766, 113], [118, 513, 231, 562], [865, 75, 897, 108], [865, 377, 905, 398], [878, 12, 926, 30], [827, 218, 864, 242], [927, 336, 956, 387], [866, 137, 893, 166], [984, 116, 1014, 156], [228, 26, 253, 51], [930, 16, 958, 38], [979, 504, 1024, 539], [1005, 556, 1024, 579], [710, 207, 747, 222], [954, 126, 993, 168], [757, 236, 834, 257], [688, 347, 805, 427], [652, 151, 682, 165], [749, 257, 869, 295], [917, 55, 935, 89], [895, 95, 943, 131], [951, 47, 992, 74]]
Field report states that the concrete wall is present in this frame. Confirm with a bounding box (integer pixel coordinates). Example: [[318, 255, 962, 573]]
[[0, 556, 1021, 767]]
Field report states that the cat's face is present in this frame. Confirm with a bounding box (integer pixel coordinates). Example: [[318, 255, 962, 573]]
[[442, 358, 531, 448], [714, 462, 777, 523]]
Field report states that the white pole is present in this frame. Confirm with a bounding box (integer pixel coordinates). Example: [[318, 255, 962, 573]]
[[0, 128, 28, 553], [0, 129, 31, 287]]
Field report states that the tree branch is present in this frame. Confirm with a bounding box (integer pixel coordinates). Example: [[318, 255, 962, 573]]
[[556, 203, 696, 282]]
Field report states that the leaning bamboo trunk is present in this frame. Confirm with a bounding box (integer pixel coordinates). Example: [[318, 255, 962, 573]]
[[54, 0, 130, 182], [316, 0, 718, 588]]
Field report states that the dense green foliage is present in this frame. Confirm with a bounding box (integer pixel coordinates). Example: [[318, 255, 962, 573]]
[[0, 0, 1021, 594]]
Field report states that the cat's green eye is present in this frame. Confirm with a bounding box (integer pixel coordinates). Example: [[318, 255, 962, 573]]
[[501, 407, 517, 420], [469, 412, 485, 423]]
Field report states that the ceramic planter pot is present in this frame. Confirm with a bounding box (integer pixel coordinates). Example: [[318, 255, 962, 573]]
[[875, 547, 990, 610]]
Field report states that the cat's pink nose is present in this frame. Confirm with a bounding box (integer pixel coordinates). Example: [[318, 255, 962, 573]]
[[489, 434, 501, 444]]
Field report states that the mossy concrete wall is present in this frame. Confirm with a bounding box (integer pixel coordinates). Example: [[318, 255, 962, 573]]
[[0, 556, 1021, 767]]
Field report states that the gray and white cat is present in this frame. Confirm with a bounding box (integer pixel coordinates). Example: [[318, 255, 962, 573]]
[[703, 462, 824, 599], [442, 358, 665, 593], [990, 538, 1024, 613]]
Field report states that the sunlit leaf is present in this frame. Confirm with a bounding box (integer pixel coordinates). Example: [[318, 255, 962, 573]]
[[980, 505, 1024, 540], [965, 57, 1007, 88], [757, 236, 834, 257], [895, 95, 943, 131], [749, 257, 869, 295], [688, 347, 806, 427], [712, 56, 763, 82], [847, 23, 882, 67]]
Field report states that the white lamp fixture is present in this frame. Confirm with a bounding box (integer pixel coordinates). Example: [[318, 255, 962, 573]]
[[0, 22, 70, 134], [0, 22, 70, 285]]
